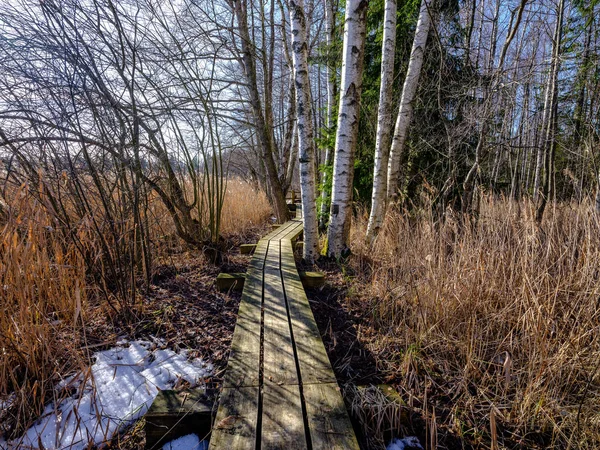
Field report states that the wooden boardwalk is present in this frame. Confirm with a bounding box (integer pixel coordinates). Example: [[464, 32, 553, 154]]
[[210, 213, 359, 449]]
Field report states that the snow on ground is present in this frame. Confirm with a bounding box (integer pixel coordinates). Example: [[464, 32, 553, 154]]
[[387, 436, 423, 450], [162, 433, 207, 450], [0, 340, 212, 450]]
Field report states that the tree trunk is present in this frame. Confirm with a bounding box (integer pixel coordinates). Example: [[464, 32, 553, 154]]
[[319, 0, 337, 228], [326, 0, 368, 258], [532, 48, 554, 202], [290, 0, 319, 263], [386, 0, 431, 201], [230, 0, 289, 222], [535, 0, 564, 222], [366, 0, 397, 243]]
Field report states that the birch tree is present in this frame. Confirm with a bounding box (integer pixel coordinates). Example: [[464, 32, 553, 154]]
[[386, 0, 432, 201], [325, 0, 368, 257], [290, 0, 319, 262], [366, 0, 397, 242], [533, 0, 564, 205], [319, 0, 338, 228]]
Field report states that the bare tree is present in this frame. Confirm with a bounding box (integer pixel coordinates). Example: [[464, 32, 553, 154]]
[[227, 0, 289, 222], [535, 0, 565, 222]]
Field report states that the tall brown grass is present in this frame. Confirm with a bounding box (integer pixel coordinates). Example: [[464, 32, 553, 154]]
[[215, 178, 272, 236], [148, 177, 272, 241], [0, 178, 271, 439], [350, 196, 600, 448], [0, 188, 87, 436]]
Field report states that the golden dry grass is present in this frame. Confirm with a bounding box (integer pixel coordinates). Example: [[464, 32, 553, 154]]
[[349, 196, 600, 448], [219, 178, 272, 236], [0, 188, 88, 434]]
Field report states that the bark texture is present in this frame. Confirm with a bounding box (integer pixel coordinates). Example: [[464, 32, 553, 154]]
[[386, 0, 431, 201], [290, 0, 319, 262], [366, 0, 397, 242], [326, 0, 368, 258]]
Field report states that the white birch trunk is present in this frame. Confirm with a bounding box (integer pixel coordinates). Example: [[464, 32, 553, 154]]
[[290, 0, 319, 262], [386, 0, 431, 201], [366, 0, 397, 243], [319, 0, 336, 226], [326, 0, 368, 258]]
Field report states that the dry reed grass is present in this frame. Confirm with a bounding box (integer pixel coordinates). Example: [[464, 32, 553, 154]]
[[147, 177, 272, 242], [0, 178, 271, 440], [218, 178, 272, 236], [349, 196, 600, 448], [0, 187, 87, 436]]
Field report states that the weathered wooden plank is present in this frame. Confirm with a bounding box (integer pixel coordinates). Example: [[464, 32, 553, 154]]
[[262, 240, 298, 386], [262, 220, 296, 241], [303, 383, 360, 450], [145, 388, 213, 449], [213, 215, 359, 450], [248, 239, 269, 270], [261, 381, 308, 450], [224, 268, 263, 388], [209, 386, 259, 450], [261, 236, 308, 448], [280, 221, 303, 242], [280, 242, 337, 385], [223, 238, 269, 389]]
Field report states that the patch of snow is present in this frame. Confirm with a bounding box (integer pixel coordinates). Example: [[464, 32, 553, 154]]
[[162, 433, 207, 450], [4, 340, 212, 450], [387, 436, 423, 450]]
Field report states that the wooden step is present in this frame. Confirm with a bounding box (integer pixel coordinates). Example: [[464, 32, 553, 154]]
[[240, 243, 257, 254], [145, 388, 213, 449], [216, 272, 245, 292], [299, 271, 325, 289]]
